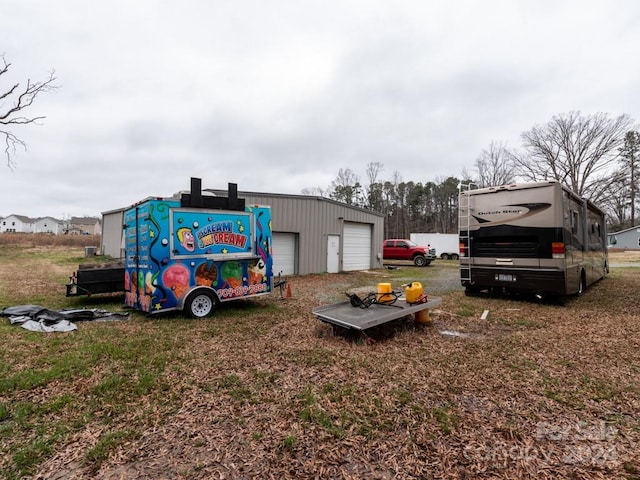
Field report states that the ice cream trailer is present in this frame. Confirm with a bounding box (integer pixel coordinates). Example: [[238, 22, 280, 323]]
[[123, 179, 273, 318]]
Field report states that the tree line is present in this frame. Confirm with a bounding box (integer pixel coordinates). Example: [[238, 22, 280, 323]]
[[304, 170, 461, 238], [304, 111, 640, 237]]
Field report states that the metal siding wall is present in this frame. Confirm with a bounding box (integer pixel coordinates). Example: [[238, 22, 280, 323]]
[[178, 191, 385, 275], [619, 230, 640, 249], [100, 210, 124, 258]]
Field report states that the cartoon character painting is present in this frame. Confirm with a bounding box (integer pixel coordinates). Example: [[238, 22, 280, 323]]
[[177, 227, 196, 252]]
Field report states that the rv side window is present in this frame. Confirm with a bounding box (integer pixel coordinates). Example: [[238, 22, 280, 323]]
[[571, 211, 578, 234]]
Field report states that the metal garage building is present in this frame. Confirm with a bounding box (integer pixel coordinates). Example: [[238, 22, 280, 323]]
[[100, 186, 385, 276], [607, 225, 640, 250]]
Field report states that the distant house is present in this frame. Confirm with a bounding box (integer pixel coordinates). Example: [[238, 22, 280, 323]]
[[67, 217, 101, 235], [608, 225, 640, 250], [0, 214, 34, 233], [34, 216, 64, 234]]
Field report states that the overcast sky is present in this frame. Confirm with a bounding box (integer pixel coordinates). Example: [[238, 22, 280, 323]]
[[2, 0, 639, 219]]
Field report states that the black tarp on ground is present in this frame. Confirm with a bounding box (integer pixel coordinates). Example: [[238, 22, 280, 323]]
[[1, 305, 129, 332]]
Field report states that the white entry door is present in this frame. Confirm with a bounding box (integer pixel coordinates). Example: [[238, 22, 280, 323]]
[[327, 235, 340, 273]]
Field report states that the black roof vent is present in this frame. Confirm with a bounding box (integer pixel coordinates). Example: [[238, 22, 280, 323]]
[[180, 177, 245, 211]]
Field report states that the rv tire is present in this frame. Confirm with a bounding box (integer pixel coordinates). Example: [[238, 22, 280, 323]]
[[577, 271, 586, 296], [185, 290, 217, 318], [465, 286, 480, 297]]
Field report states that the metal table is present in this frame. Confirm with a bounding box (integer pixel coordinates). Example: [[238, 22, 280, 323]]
[[312, 296, 442, 331]]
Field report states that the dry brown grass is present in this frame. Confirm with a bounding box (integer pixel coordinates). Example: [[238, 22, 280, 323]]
[[1, 248, 639, 479], [0, 233, 100, 248], [608, 248, 640, 263]]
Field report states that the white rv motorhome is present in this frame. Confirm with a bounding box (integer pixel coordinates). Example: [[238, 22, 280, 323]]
[[459, 181, 608, 298]]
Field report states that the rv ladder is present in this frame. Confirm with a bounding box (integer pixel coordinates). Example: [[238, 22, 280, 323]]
[[458, 182, 477, 283]]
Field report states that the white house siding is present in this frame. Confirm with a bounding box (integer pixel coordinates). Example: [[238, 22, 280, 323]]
[[0, 215, 34, 233], [34, 217, 63, 234]]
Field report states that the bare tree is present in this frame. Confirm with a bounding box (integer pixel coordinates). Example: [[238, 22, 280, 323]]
[[471, 141, 516, 187], [364, 161, 384, 211], [599, 176, 630, 229], [330, 168, 363, 206], [513, 111, 634, 203], [301, 186, 328, 197], [619, 130, 640, 225], [365, 161, 383, 186], [1, 55, 58, 168]]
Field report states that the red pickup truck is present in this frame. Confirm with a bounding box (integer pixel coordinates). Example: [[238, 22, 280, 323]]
[[383, 239, 436, 267]]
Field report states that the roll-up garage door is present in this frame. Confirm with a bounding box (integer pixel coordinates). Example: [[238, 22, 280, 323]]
[[342, 223, 371, 271], [272, 232, 296, 276]]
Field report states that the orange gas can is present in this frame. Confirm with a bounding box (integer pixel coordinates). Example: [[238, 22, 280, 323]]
[[377, 283, 393, 303]]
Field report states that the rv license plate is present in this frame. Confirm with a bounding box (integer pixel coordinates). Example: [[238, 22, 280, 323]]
[[495, 274, 516, 282]]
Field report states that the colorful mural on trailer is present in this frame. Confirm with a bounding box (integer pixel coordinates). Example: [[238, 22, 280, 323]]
[[124, 199, 273, 314]]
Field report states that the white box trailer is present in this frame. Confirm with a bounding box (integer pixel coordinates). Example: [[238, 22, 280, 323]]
[[410, 233, 460, 260], [459, 181, 608, 298]]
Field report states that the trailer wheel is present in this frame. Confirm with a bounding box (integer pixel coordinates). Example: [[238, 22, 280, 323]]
[[185, 290, 217, 318], [440, 253, 450, 260], [451, 253, 459, 260], [413, 255, 427, 267]]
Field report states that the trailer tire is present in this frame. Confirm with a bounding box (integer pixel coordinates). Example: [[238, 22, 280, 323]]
[[451, 253, 459, 260], [440, 253, 450, 260], [185, 290, 217, 318], [413, 255, 427, 267]]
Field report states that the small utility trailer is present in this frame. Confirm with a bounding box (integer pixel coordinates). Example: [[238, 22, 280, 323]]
[[313, 293, 441, 341], [67, 262, 125, 297]]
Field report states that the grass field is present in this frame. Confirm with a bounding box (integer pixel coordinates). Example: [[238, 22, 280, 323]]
[[1, 240, 639, 479]]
